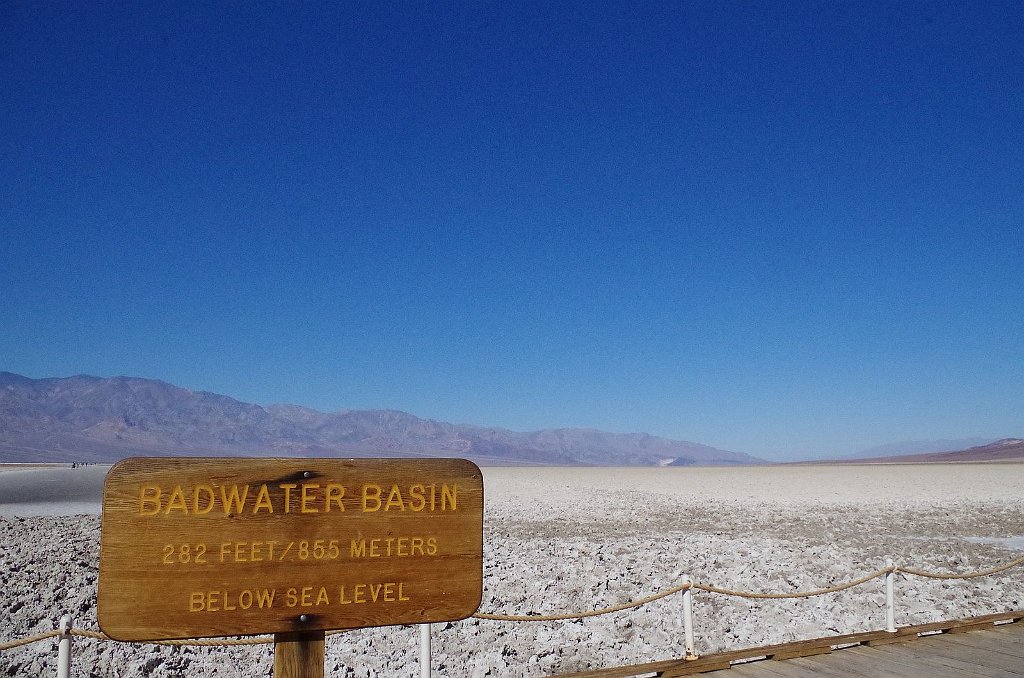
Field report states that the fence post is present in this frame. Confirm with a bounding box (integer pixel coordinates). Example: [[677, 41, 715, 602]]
[[56, 615, 73, 678], [682, 576, 698, 660], [885, 558, 896, 633], [419, 623, 431, 678]]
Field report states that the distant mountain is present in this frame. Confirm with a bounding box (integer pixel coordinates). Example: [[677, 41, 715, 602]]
[[850, 438, 998, 459], [0, 372, 762, 466], [821, 438, 1024, 465]]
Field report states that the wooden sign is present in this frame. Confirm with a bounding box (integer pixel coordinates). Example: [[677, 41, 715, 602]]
[[98, 457, 483, 641]]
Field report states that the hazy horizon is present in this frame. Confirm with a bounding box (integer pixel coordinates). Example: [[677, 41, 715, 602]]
[[1, 370, 1014, 463]]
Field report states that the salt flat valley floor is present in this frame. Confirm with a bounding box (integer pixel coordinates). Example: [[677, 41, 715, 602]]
[[2, 464, 1023, 677]]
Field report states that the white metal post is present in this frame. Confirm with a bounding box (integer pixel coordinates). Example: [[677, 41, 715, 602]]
[[682, 576, 697, 660], [885, 558, 896, 632], [57, 615, 73, 678], [419, 623, 431, 678]]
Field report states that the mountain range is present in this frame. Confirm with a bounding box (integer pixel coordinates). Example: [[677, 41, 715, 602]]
[[831, 438, 1024, 464], [848, 438, 999, 459], [0, 372, 761, 466]]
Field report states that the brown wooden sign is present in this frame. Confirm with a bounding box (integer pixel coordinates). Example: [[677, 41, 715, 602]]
[[98, 457, 483, 641]]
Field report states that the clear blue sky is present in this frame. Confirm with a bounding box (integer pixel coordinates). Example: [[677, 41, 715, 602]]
[[2, 2, 1021, 460]]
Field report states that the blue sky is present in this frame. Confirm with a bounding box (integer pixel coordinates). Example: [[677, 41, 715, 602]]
[[2, 2, 1021, 460]]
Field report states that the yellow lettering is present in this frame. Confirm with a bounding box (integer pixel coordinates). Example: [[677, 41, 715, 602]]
[[408, 484, 425, 511], [134, 481, 408, 516], [279, 483, 297, 513], [441, 484, 457, 511], [164, 485, 188, 514], [300, 484, 319, 513], [301, 586, 313, 606], [285, 587, 297, 607], [325, 483, 345, 512], [362, 484, 381, 511], [139, 485, 162, 515], [345, 535, 436, 558], [219, 484, 250, 514], [330, 582, 407, 605], [385, 485, 406, 511], [234, 542, 247, 562], [250, 541, 263, 562], [239, 590, 253, 609], [316, 586, 329, 605], [192, 484, 215, 514], [189, 592, 205, 612], [253, 484, 274, 514], [256, 589, 275, 608], [207, 590, 220, 612]]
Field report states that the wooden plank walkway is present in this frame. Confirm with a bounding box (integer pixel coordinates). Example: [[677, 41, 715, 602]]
[[722, 622, 1024, 677], [554, 611, 1024, 678]]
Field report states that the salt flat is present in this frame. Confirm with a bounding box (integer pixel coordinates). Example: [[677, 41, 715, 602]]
[[2, 464, 1023, 677], [484, 463, 1024, 505], [2, 462, 1020, 515], [0, 465, 108, 516]]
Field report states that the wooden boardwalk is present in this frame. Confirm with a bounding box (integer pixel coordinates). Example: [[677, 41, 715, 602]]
[[555, 611, 1024, 678], [722, 622, 1024, 677]]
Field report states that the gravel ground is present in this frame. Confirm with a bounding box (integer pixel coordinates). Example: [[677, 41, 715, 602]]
[[2, 464, 1023, 677]]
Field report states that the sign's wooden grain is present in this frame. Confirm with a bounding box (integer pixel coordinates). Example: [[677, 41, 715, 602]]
[[274, 632, 325, 678], [98, 457, 484, 641]]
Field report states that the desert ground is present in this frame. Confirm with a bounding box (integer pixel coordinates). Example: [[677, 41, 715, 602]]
[[2, 463, 1023, 676]]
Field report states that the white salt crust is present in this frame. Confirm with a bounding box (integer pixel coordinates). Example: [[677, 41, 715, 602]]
[[2, 464, 1023, 676]]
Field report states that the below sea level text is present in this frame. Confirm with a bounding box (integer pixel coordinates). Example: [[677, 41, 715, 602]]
[[188, 583, 411, 612]]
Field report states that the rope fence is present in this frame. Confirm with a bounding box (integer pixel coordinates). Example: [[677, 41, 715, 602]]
[[3, 553, 1022, 676], [900, 554, 1024, 579], [0, 630, 62, 652], [472, 556, 1024, 621]]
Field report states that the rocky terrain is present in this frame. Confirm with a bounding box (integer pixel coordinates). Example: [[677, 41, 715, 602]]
[[2, 464, 1023, 677]]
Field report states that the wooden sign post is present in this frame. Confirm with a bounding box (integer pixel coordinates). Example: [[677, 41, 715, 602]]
[[98, 457, 484, 676], [273, 631, 325, 678]]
